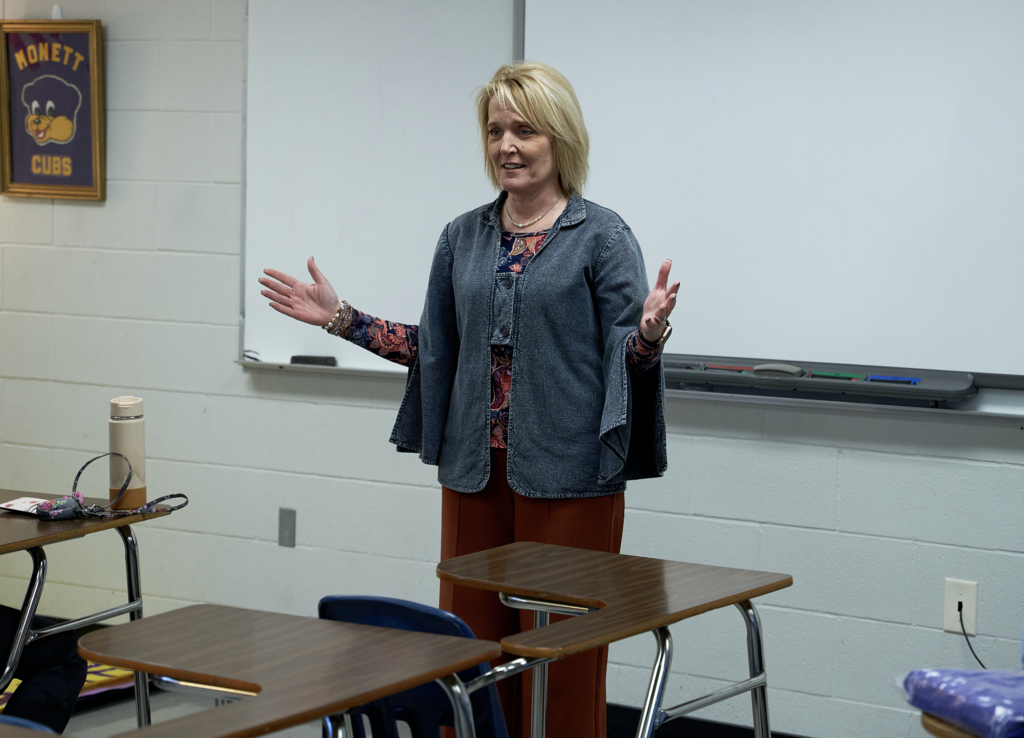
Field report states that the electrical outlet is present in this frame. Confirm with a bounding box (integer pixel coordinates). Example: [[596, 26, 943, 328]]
[[943, 578, 977, 635], [279, 507, 296, 548]]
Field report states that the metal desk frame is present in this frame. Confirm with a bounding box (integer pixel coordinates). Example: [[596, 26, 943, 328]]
[[0, 524, 151, 728], [452, 593, 772, 738]]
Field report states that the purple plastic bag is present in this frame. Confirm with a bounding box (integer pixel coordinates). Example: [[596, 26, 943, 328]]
[[904, 669, 1024, 738]]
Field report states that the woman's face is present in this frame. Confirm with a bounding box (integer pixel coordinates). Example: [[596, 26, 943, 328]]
[[487, 97, 559, 198]]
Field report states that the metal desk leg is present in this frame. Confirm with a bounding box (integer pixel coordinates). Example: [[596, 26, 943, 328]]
[[438, 673, 477, 738], [496, 593, 595, 738], [0, 548, 47, 693], [635, 626, 673, 738], [117, 525, 151, 728], [321, 710, 357, 738], [530, 610, 550, 738], [734, 600, 770, 738]]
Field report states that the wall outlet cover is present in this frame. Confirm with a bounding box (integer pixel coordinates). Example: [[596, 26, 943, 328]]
[[943, 578, 977, 636], [279, 507, 297, 548]]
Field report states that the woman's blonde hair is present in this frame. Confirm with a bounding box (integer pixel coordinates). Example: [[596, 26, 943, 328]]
[[476, 62, 589, 197]]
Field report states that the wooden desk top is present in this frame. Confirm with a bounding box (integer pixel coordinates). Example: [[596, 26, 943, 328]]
[[921, 713, 981, 738], [0, 491, 168, 555], [436, 542, 793, 659], [79, 604, 501, 738]]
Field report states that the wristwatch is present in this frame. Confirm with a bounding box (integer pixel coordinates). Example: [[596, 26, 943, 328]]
[[655, 321, 672, 348]]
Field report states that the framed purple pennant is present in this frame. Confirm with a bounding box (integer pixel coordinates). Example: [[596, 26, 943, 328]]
[[1, 20, 105, 200]]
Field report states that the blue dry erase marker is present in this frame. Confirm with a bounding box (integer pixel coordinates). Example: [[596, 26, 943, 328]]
[[866, 374, 921, 385]]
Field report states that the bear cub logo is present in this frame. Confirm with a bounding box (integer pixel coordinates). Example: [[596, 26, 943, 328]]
[[21, 75, 82, 145]]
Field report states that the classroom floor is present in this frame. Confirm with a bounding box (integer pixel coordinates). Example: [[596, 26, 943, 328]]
[[66, 686, 321, 738], [64, 686, 764, 738]]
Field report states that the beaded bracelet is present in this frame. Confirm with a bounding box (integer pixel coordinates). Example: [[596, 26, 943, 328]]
[[323, 300, 353, 337]]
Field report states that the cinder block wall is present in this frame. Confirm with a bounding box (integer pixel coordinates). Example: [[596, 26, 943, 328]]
[[1, 3, 1021, 738]]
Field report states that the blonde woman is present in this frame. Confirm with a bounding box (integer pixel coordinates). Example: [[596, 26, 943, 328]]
[[260, 61, 678, 738]]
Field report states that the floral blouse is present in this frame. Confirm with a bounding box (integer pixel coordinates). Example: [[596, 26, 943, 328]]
[[339, 230, 664, 449]]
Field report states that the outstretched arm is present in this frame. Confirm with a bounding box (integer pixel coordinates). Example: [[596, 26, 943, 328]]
[[259, 256, 419, 366], [258, 256, 339, 326]]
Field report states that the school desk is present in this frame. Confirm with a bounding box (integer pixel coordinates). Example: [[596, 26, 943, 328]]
[[437, 541, 793, 738], [78, 604, 501, 738], [0, 490, 169, 728]]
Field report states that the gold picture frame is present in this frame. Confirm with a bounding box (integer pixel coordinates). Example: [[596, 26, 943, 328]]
[[0, 20, 105, 200]]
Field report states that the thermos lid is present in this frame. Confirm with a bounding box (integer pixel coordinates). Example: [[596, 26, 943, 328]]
[[110, 396, 144, 419]]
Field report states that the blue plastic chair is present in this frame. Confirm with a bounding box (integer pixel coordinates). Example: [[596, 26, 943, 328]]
[[317, 596, 508, 738], [0, 714, 56, 733]]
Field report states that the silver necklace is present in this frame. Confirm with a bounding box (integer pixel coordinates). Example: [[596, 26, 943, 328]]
[[504, 196, 560, 229]]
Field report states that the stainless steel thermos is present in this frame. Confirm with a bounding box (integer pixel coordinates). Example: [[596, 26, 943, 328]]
[[109, 396, 146, 510]]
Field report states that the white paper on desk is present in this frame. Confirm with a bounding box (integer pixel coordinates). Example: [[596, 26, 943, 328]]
[[0, 497, 47, 514]]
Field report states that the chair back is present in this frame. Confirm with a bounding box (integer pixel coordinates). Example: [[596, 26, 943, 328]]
[[318, 595, 508, 738]]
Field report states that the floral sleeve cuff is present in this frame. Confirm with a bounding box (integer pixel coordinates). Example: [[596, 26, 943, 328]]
[[336, 308, 419, 367], [627, 328, 663, 374]]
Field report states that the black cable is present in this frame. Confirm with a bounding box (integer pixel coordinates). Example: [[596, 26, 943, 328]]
[[959, 602, 986, 669]]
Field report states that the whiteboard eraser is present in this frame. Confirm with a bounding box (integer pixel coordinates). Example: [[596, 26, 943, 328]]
[[290, 355, 337, 366]]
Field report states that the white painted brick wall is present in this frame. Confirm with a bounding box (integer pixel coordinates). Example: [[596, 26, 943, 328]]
[[104, 42, 160, 111], [1, 4, 1022, 738], [759, 527, 917, 622], [160, 42, 243, 112], [838, 451, 1024, 549], [0, 197, 51, 243], [52, 183, 158, 248]]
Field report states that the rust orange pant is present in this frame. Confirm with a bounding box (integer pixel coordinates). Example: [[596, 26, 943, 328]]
[[439, 448, 625, 738]]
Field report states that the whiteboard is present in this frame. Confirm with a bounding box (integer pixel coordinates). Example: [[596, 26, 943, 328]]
[[244, 0, 513, 371], [526, 0, 1024, 376]]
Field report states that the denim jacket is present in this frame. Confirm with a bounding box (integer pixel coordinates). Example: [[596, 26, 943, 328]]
[[390, 192, 667, 498]]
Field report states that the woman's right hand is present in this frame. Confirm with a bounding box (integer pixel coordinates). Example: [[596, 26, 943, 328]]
[[259, 257, 340, 327]]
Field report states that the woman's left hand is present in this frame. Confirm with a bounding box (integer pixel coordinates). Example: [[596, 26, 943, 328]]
[[640, 259, 679, 343]]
